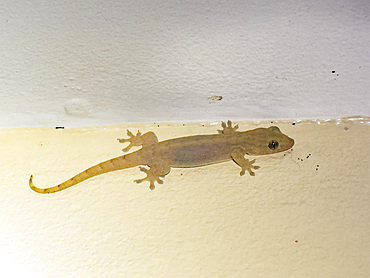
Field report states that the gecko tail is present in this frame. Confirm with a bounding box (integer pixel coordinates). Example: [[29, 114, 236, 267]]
[[29, 171, 88, 194], [29, 170, 96, 194], [29, 175, 44, 193], [29, 172, 87, 194], [29, 153, 141, 194]]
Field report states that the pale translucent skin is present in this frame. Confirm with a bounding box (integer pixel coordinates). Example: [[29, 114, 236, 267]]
[[29, 121, 294, 193]]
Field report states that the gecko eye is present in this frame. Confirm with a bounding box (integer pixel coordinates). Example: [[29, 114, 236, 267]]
[[268, 140, 279, 150]]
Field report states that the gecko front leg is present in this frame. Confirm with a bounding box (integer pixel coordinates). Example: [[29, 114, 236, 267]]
[[134, 162, 171, 190], [231, 148, 260, 176], [218, 120, 239, 134], [118, 130, 159, 152]]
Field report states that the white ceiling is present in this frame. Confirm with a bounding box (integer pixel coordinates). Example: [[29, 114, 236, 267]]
[[0, 0, 369, 128]]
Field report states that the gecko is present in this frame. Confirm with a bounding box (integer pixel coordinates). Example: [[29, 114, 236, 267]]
[[29, 121, 294, 193]]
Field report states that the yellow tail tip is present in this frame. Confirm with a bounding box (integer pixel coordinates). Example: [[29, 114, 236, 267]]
[[29, 175, 45, 193]]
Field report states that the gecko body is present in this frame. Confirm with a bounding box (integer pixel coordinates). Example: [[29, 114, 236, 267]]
[[29, 121, 294, 193]]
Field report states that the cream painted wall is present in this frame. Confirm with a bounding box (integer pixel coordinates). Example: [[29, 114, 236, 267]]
[[0, 0, 369, 127], [0, 118, 369, 277]]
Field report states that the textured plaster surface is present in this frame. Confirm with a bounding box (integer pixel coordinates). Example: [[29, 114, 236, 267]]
[[0, 119, 369, 277], [0, 0, 369, 128]]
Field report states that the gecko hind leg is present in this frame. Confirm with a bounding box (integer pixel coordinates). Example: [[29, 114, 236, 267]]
[[134, 164, 171, 190], [117, 130, 159, 152], [231, 148, 260, 176]]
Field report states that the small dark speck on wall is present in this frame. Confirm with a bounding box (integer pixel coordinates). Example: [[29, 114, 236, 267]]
[[55, 127, 65, 129], [207, 95, 223, 103], [332, 70, 336, 73]]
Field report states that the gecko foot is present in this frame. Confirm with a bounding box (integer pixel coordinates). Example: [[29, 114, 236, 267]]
[[218, 120, 239, 134], [134, 166, 165, 190], [239, 159, 260, 176], [117, 130, 143, 152]]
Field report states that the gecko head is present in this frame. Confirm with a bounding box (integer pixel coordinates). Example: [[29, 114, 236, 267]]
[[246, 126, 294, 155]]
